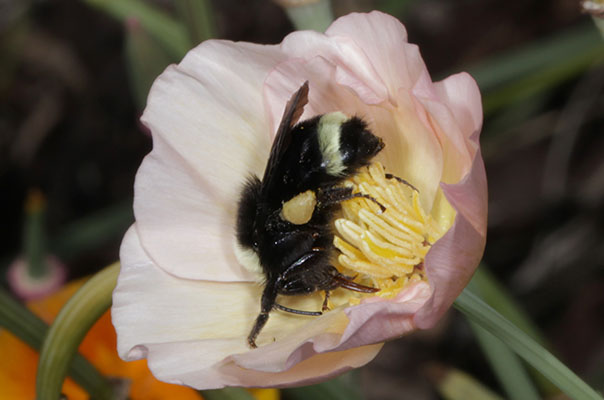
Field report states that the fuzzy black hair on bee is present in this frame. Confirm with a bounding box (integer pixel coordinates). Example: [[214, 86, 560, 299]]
[[235, 81, 384, 348]]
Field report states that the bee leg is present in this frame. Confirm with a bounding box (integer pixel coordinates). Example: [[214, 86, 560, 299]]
[[248, 282, 278, 348], [319, 186, 385, 212], [385, 173, 419, 192], [248, 313, 268, 349], [332, 273, 379, 293], [347, 192, 386, 213], [322, 290, 331, 312], [274, 303, 322, 316]]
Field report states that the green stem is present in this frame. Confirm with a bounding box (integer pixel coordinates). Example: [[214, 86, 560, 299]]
[[82, 0, 191, 59], [199, 388, 255, 400], [283, 371, 364, 400], [175, 0, 216, 44], [454, 289, 603, 400], [468, 321, 540, 400], [280, 0, 334, 32], [36, 263, 120, 400], [470, 267, 557, 395], [24, 191, 47, 278]]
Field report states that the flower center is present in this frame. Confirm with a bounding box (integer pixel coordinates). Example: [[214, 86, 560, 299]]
[[333, 162, 445, 304]]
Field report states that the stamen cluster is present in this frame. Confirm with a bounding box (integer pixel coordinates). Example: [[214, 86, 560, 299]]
[[334, 162, 445, 302]]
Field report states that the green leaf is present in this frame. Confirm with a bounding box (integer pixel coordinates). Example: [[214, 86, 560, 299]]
[[459, 23, 604, 114], [468, 322, 540, 400], [36, 263, 120, 400], [175, 0, 216, 44], [50, 202, 133, 261], [469, 24, 602, 90], [282, 372, 364, 400], [81, 0, 191, 59], [592, 16, 604, 38], [454, 289, 604, 400], [280, 0, 334, 32], [200, 387, 255, 400], [470, 267, 558, 395], [0, 288, 113, 398], [432, 366, 504, 400], [23, 190, 48, 278], [125, 19, 175, 110]]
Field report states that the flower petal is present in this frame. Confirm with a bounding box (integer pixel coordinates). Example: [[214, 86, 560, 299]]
[[137, 40, 287, 280], [414, 141, 487, 329], [114, 226, 255, 358], [278, 30, 389, 108], [114, 226, 382, 389], [336, 282, 431, 351], [413, 72, 482, 183], [433, 72, 483, 142], [144, 340, 381, 389], [326, 11, 428, 97], [133, 145, 254, 281]]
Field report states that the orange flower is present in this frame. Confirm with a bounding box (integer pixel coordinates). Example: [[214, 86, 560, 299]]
[[0, 280, 197, 399]]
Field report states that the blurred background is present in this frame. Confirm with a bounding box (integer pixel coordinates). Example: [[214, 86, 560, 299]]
[[1, 0, 603, 399]]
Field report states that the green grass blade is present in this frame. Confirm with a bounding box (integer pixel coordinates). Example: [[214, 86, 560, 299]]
[[280, 0, 334, 32], [454, 289, 603, 400], [50, 202, 132, 261], [458, 23, 604, 114], [0, 289, 113, 398], [470, 267, 558, 395], [468, 321, 540, 400], [175, 0, 216, 44], [200, 387, 255, 400], [282, 372, 364, 400], [467, 23, 603, 90], [36, 263, 120, 400], [81, 0, 191, 59], [432, 366, 504, 400], [125, 19, 175, 110]]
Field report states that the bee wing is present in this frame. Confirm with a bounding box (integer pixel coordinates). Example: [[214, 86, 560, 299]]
[[261, 81, 309, 192]]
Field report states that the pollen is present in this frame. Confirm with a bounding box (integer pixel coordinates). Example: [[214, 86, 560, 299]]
[[333, 162, 445, 303]]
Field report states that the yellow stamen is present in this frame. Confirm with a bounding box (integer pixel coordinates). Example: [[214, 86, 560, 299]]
[[334, 162, 445, 303]]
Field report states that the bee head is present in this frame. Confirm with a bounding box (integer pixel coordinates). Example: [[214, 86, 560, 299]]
[[338, 116, 384, 169]]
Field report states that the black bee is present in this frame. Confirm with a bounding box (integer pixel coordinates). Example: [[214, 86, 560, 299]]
[[236, 81, 384, 348]]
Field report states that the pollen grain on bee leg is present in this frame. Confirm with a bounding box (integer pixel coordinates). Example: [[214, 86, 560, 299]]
[[333, 162, 444, 301]]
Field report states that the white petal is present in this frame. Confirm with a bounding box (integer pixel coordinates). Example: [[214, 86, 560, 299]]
[[114, 226, 383, 389], [134, 145, 254, 281], [326, 11, 428, 96], [137, 41, 286, 280], [114, 227, 256, 358]]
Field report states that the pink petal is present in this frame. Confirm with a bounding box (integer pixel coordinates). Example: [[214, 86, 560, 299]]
[[137, 40, 287, 280], [413, 72, 482, 183], [326, 11, 428, 97], [336, 282, 432, 351], [7, 255, 67, 300], [433, 72, 483, 141], [414, 140, 488, 329], [114, 226, 383, 389], [114, 227, 254, 358], [144, 340, 381, 389], [134, 145, 254, 282], [279, 30, 389, 107]]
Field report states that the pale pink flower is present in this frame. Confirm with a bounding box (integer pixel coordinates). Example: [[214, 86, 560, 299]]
[[112, 11, 487, 389], [7, 255, 66, 300]]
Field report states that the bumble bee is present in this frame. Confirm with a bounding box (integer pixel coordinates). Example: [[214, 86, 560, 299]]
[[235, 81, 384, 348]]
